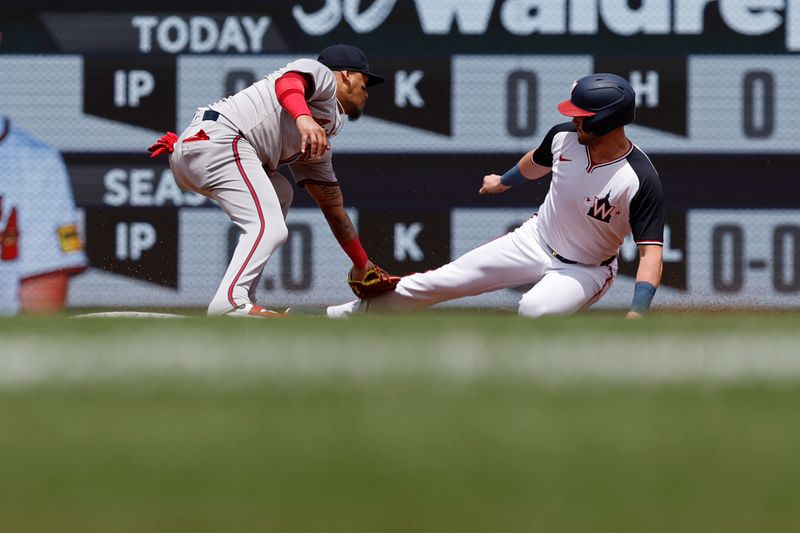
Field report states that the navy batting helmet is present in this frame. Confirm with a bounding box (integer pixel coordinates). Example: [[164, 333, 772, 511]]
[[557, 73, 636, 137]]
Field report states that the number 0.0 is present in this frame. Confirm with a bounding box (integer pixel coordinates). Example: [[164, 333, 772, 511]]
[[742, 71, 774, 138], [712, 225, 743, 292]]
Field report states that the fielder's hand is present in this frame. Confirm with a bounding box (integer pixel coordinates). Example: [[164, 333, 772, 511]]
[[348, 262, 401, 299], [295, 115, 330, 160], [479, 174, 511, 195]]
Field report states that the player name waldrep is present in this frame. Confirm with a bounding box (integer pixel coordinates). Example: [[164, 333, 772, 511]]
[[292, 0, 800, 52]]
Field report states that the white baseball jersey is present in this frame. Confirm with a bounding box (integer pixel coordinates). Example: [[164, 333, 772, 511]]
[[533, 122, 665, 265], [0, 118, 87, 315], [208, 58, 342, 185], [328, 122, 665, 319]]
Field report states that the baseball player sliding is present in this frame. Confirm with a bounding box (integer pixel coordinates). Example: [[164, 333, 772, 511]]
[[328, 73, 665, 319], [149, 44, 397, 317]]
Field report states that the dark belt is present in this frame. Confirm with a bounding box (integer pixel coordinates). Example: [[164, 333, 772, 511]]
[[547, 244, 616, 267], [201, 109, 245, 137]]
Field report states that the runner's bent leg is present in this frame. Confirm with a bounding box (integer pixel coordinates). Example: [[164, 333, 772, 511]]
[[517, 264, 615, 317], [366, 230, 548, 312]]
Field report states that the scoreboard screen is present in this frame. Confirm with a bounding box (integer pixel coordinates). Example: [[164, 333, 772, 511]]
[[3, 54, 799, 155], [2, 1, 798, 309]]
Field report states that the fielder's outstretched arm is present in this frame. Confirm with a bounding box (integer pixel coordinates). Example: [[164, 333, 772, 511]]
[[305, 182, 374, 277], [479, 149, 551, 194]]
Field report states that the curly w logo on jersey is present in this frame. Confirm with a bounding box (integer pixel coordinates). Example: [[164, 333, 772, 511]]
[[0, 196, 20, 261], [586, 191, 621, 223]]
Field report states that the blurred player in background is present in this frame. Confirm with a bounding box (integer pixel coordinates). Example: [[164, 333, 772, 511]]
[[0, 116, 88, 315], [328, 73, 665, 320], [149, 44, 394, 317]]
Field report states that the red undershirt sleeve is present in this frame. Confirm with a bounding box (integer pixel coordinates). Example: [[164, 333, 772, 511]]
[[275, 72, 312, 120]]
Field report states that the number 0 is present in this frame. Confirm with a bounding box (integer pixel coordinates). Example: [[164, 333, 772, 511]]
[[712, 225, 743, 293], [772, 225, 800, 293], [506, 71, 537, 137], [743, 71, 774, 138]]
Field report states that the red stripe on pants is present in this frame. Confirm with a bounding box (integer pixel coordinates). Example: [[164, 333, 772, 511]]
[[227, 135, 266, 310]]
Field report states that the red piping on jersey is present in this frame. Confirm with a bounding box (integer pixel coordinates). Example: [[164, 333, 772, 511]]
[[276, 72, 311, 119], [579, 265, 615, 312], [278, 151, 304, 165], [585, 142, 634, 173], [635, 240, 664, 246], [227, 135, 266, 311], [1, 206, 18, 261]]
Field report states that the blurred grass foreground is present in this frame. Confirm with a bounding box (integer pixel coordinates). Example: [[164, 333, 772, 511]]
[[1, 312, 799, 533]]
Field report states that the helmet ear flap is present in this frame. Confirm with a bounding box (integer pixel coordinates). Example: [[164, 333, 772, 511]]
[[582, 100, 635, 136]]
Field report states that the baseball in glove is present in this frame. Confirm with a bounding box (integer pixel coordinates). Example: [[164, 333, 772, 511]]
[[348, 265, 401, 299]]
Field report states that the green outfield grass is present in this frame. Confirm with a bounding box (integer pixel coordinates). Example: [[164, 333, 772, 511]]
[[1, 312, 799, 532]]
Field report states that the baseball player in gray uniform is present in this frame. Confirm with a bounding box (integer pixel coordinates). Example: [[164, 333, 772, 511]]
[[328, 73, 665, 319], [150, 44, 388, 317]]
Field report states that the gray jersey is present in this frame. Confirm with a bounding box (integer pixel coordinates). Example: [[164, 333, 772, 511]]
[[209, 58, 343, 185]]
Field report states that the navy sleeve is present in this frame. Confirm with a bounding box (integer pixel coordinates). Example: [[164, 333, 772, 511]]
[[532, 122, 576, 167], [627, 148, 665, 244]]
